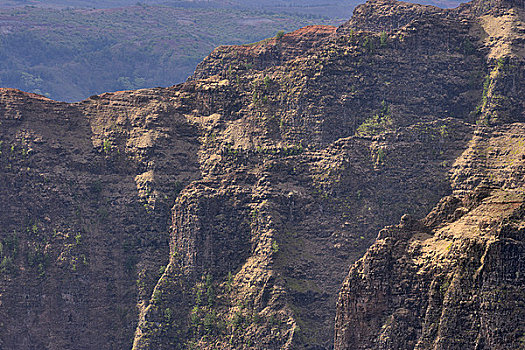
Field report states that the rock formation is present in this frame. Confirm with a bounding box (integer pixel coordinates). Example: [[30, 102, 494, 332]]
[[334, 0, 525, 349], [0, 0, 523, 349]]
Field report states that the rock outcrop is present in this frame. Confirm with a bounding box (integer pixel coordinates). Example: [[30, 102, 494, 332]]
[[334, 125, 525, 349], [334, 0, 525, 349], [0, 0, 523, 349]]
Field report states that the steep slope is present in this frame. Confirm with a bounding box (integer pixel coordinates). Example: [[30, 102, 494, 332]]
[[0, 0, 523, 349], [132, 1, 497, 348], [334, 126, 525, 350], [334, 0, 525, 349], [0, 88, 202, 349]]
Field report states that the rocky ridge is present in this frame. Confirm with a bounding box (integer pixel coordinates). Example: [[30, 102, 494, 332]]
[[0, 0, 523, 349], [334, 0, 525, 349]]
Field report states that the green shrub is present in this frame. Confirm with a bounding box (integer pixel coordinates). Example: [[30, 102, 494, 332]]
[[271, 240, 279, 253], [363, 36, 375, 54], [205, 274, 215, 306], [203, 311, 217, 334], [380, 31, 388, 47], [103, 139, 112, 155], [226, 271, 233, 293], [375, 148, 386, 165], [356, 101, 393, 136], [0, 256, 13, 274]]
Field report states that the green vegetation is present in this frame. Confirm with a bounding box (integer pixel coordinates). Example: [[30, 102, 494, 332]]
[[380, 31, 388, 47], [439, 125, 448, 138], [362, 35, 376, 54], [252, 75, 279, 108], [440, 279, 451, 297], [26, 245, 49, 277], [226, 271, 233, 293], [0, 5, 338, 101], [222, 143, 304, 160], [473, 58, 510, 125], [0, 232, 19, 275], [102, 139, 112, 155], [184, 269, 287, 348], [188, 274, 225, 343], [205, 274, 215, 307], [263, 75, 273, 89], [271, 239, 280, 253], [356, 101, 393, 136], [158, 264, 166, 278], [374, 147, 386, 165], [474, 73, 492, 124]]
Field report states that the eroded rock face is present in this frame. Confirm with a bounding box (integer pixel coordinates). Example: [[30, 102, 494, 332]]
[[0, 0, 524, 349], [0, 88, 201, 349], [334, 0, 525, 348], [334, 126, 525, 350]]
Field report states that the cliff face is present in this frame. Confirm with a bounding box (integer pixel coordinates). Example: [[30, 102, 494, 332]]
[[334, 125, 525, 350], [0, 88, 202, 349], [334, 0, 525, 349], [0, 0, 523, 349]]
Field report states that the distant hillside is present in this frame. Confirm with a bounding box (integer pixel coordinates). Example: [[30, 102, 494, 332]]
[[0, 0, 464, 13], [0, 0, 464, 102], [0, 0, 361, 18], [0, 5, 340, 101]]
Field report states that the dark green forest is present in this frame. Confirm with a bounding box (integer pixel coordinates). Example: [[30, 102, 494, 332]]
[[0, 5, 340, 101]]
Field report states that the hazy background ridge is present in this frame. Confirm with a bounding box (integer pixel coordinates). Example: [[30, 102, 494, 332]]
[[0, 0, 462, 101]]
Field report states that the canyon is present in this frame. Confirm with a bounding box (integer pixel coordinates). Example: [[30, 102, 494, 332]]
[[0, 0, 524, 349]]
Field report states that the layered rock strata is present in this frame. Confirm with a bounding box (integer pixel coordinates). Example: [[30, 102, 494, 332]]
[[0, 0, 523, 349]]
